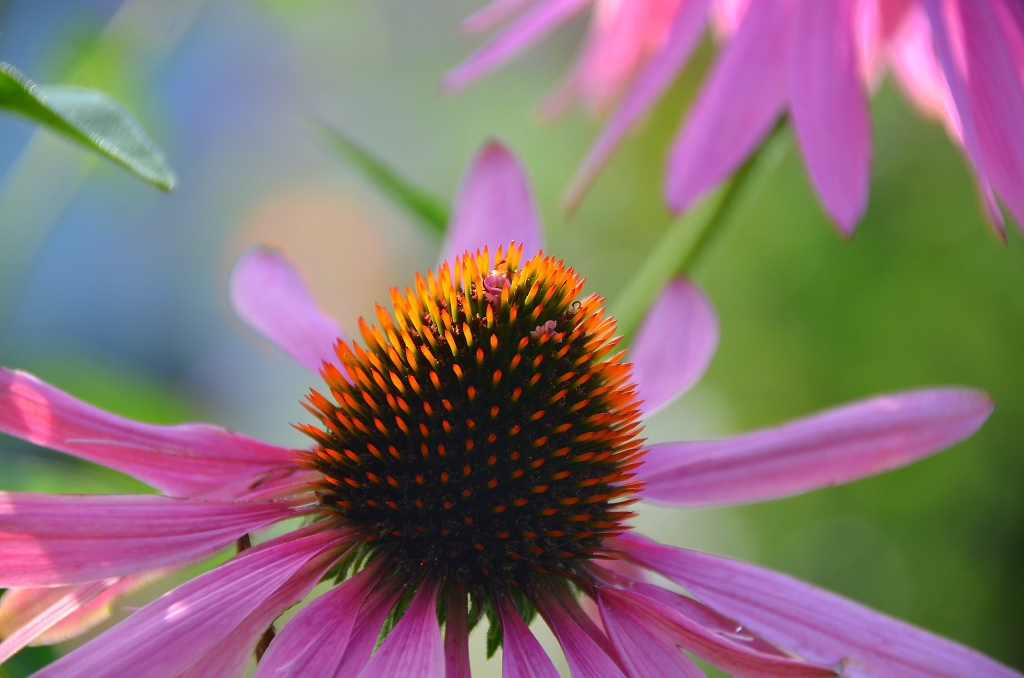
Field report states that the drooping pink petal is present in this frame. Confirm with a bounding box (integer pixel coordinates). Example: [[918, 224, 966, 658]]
[[598, 587, 837, 678], [666, 0, 793, 213], [445, 587, 471, 678], [629, 276, 719, 417], [0, 580, 115, 665], [498, 595, 561, 678], [461, 0, 539, 33], [333, 578, 407, 676], [0, 575, 166, 662], [175, 539, 347, 678], [440, 140, 543, 265], [6, 574, 156, 648], [627, 580, 796, 659], [597, 588, 705, 678], [253, 561, 385, 678], [563, 0, 713, 213], [788, 0, 872, 234], [443, 0, 593, 93], [357, 576, 444, 678], [0, 493, 300, 586], [0, 367, 296, 499], [31, 522, 353, 678], [640, 387, 993, 507], [536, 591, 628, 678], [230, 245, 345, 374], [618, 534, 1023, 678], [949, 0, 1024, 231]]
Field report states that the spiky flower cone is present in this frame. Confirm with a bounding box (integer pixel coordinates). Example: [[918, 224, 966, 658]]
[[299, 244, 644, 615]]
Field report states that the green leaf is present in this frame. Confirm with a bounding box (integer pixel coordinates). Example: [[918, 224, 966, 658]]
[[318, 122, 449, 235], [0, 62, 176, 191]]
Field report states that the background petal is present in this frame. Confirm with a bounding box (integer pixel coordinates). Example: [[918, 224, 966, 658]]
[[619, 534, 1023, 678], [640, 388, 993, 507], [440, 140, 543, 265], [788, 0, 872, 234], [629, 276, 719, 418], [666, 0, 792, 213], [229, 245, 345, 374], [443, 0, 592, 92], [564, 0, 712, 212], [0, 368, 295, 499]]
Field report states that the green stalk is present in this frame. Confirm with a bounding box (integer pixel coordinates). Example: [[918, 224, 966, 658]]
[[609, 120, 791, 340]]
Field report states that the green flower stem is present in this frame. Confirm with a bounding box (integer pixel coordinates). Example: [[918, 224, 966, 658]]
[[610, 120, 791, 340]]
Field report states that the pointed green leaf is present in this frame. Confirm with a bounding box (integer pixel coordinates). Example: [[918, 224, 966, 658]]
[[318, 122, 449, 235], [0, 62, 176, 191]]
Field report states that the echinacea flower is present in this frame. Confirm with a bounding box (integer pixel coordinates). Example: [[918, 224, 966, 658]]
[[446, 0, 1024, 237], [0, 141, 1016, 678]]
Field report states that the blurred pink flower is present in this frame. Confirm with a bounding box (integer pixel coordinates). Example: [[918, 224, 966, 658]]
[[0, 142, 1014, 678], [447, 0, 1024, 237]]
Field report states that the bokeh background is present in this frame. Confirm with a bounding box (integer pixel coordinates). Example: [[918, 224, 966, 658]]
[[1, 1, 1022, 676]]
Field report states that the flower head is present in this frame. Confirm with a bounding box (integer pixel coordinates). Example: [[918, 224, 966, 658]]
[[0, 141, 1014, 678], [447, 0, 1024, 237]]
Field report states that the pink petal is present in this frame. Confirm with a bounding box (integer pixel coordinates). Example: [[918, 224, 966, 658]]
[[178, 544, 347, 678], [924, 0, 1010, 236], [599, 587, 837, 678], [666, 0, 793, 213], [446, 0, 593, 94], [629, 276, 719, 418], [357, 576, 444, 678], [536, 592, 628, 678], [640, 387, 993, 507], [575, 0, 688, 112], [443, 0, 593, 92], [626, 580, 796, 659], [563, 0, 712, 212], [441, 140, 543, 265], [953, 0, 1024, 230], [0, 367, 296, 499], [597, 589, 705, 678], [31, 522, 352, 678], [618, 534, 1023, 678], [888, 4, 964, 141], [20, 574, 157, 646], [445, 588, 471, 678], [230, 245, 345, 374], [0, 580, 114, 665], [710, 0, 753, 38], [0, 576, 159, 660], [461, 0, 539, 33], [498, 595, 561, 678], [788, 0, 872, 234], [0, 493, 300, 586], [333, 578, 407, 676], [253, 561, 385, 678]]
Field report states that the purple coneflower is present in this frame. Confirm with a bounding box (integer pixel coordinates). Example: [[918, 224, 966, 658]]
[[446, 0, 1024, 237], [0, 142, 1016, 678]]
